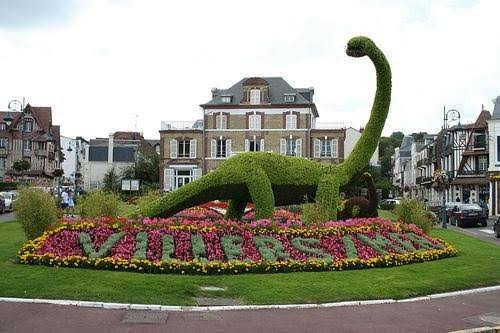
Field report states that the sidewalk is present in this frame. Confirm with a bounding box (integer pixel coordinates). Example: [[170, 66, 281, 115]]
[[1, 290, 499, 332]]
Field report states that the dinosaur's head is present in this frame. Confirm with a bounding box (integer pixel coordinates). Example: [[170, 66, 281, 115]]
[[346, 36, 373, 58]]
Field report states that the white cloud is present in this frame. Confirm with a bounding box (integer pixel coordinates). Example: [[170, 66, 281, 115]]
[[0, 0, 498, 139]]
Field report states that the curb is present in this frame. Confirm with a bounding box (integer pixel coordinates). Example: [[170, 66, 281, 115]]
[[1, 285, 499, 312]]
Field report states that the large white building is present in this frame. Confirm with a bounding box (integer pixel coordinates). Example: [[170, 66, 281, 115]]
[[487, 96, 500, 215]]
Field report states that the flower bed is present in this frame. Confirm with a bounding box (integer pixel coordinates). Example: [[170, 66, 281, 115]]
[[18, 217, 457, 275]]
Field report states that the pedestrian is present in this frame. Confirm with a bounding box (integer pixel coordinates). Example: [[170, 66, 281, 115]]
[[61, 189, 69, 210], [68, 191, 75, 214]]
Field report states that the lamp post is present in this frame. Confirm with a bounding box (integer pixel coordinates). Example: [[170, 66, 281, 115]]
[[440, 107, 461, 229], [4, 99, 27, 159], [67, 139, 80, 195]]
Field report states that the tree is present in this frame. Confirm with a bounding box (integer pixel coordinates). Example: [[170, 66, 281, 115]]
[[121, 146, 160, 190], [52, 169, 64, 177], [103, 167, 121, 193], [12, 160, 30, 173]]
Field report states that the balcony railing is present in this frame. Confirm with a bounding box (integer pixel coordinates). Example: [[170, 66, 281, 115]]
[[161, 121, 203, 131], [35, 149, 47, 156], [313, 122, 345, 130], [421, 176, 433, 184], [457, 170, 487, 177], [0, 148, 7, 155]]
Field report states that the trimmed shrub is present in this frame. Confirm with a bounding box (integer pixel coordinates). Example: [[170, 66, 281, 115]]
[[16, 187, 58, 239], [76, 190, 121, 217], [302, 203, 330, 226], [394, 198, 431, 233], [139, 36, 391, 222]]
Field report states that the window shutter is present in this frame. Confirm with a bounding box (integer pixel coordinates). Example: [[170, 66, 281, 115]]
[[245, 139, 250, 152], [211, 139, 216, 158], [260, 139, 265, 151], [332, 139, 338, 158], [193, 168, 202, 180], [164, 168, 174, 191], [296, 139, 302, 157], [226, 139, 232, 157], [189, 139, 197, 158], [170, 139, 178, 159], [280, 139, 286, 155], [314, 139, 321, 158]]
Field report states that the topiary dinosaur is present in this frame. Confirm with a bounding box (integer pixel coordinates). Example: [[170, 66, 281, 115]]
[[138, 36, 391, 221]]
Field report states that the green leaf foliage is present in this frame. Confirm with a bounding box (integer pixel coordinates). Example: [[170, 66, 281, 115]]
[[76, 190, 121, 218], [78, 232, 126, 259], [291, 237, 332, 262], [161, 234, 175, 261], [191, 234, 208, 262], [133, 232, 148, 260], [253, 235, 289, 261], [15, 187, 58, 240], [221, 235, 243, 261]]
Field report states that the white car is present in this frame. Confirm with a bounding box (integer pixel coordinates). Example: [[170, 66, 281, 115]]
[[0, 191, 18, 212]]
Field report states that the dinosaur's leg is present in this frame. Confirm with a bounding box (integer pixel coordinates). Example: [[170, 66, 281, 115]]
[[316, 174, 341, 221], [246, 168, 275, 219], [226, 198, 247, 219]]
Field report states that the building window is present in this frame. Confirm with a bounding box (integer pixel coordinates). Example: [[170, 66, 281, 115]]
[[221, 96, 231, 103], [285, 139, 296, 156], [216, 114, 227, 129], [0, 157, 5, 169], [474, 130, 486, 149], [497, 136, 500, 162], [320, 140, 332, 157], [178, 140, 191, 158], [248, 114, 261, 129], [249, 139, 260, 152], [250, 89, 261, 105], [155, 144, 160, 155], [478, 155, 488, 172], [23, 139, 32, 150], [216, 139, 227, 158], [285, 114, 297, 129], [284, 94, 295, 103], [0, 123, 6, 130], [23, 120, 33, 133], [0, 138, 8, 149]]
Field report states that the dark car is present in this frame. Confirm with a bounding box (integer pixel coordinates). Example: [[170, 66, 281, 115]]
[[494, 218, 500, 238], [450, 203, 487, 228], [0, 196, 5, 214]]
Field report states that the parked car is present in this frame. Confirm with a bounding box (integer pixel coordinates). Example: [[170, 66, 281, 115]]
[[0, 191, 18, 212], [449, 203, 487, 228], [379, 199, 400, 210], [494, 218, 500, 238], [443, 202, 461, 223]]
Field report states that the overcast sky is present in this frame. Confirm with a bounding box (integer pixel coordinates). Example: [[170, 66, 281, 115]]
[[0, 0, 499, 140]]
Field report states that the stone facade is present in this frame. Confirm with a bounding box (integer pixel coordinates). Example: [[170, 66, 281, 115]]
[[159, 77, 374, 191]]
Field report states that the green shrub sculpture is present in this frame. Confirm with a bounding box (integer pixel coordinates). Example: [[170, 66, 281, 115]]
[[138, 36, 391, 221], [338, 172, 379, 220]]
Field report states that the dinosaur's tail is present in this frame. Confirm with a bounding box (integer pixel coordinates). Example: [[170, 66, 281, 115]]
[[340, 37, 391, 182], [136, 171, 223, 218]]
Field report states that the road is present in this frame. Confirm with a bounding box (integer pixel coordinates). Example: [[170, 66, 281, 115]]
[[0, 290, 499, 332], [449, 218, 500, 245], [0, 212, 15, 223]]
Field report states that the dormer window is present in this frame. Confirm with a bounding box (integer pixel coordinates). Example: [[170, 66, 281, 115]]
[[284, 94, 295, 103], [221, 96, 232, 103], [250, 89, 261, 105]]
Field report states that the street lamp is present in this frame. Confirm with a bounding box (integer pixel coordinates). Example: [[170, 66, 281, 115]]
[[67, 139, 80, 194], [4, 98, 27, 158], [440, 107, 461, 229]]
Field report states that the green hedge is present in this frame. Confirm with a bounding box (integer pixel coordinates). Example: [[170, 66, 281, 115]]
[[0, 182, 18, 191], [138, 36, 391, 222]]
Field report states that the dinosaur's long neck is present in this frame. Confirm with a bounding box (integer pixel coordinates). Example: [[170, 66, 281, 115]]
[[339, 45, 391, 182]]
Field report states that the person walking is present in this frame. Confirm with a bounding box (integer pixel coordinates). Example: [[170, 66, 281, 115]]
[[61, 189, 69, 210], [68, 191, 75, 214]]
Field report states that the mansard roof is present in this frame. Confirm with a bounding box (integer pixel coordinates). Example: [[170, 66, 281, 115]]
[[202, 77, 318, 116]]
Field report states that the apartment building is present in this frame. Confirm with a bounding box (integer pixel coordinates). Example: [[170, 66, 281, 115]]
[[0, 104, 62, 185], [487, 96, 500, 215], [160, 77, 378, 191]]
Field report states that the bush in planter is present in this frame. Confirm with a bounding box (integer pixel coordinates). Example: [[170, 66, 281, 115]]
[[76, 190, 121, 218], [16, 187, 58, 239], [394, 198, 431, 233]]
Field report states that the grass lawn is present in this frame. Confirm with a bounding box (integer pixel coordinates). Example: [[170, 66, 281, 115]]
[[378, 209, 397, 221], [0, 221, 499, 306]]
